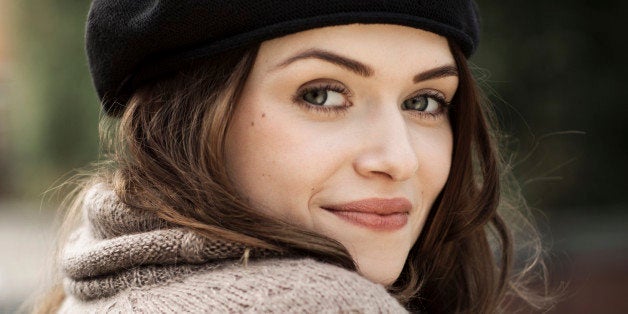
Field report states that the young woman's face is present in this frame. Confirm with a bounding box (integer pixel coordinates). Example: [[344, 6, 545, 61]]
[[225, 24, 457, 285]]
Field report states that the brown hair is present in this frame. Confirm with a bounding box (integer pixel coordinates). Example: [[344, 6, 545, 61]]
[[33, 42, 553, 313]]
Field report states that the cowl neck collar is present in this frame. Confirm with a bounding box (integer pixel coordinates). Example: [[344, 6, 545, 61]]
[[61, 184, 278, 300]]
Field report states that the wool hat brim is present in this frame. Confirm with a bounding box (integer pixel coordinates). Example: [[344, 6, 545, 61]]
[[86, 1, 480, 116]]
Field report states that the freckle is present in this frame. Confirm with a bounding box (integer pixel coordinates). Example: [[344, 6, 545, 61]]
[[251, 121, 254, 126], [261, 113, 266, 118]]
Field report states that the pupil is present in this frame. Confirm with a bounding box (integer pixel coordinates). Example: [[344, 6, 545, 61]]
[[305, 90, 327, 105], [404, 96, 427, 111]]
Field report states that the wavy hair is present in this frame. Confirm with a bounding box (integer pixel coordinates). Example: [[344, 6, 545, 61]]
[[32, 42, 553, 313]]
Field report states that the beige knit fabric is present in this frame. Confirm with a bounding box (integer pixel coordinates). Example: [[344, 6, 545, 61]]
[[59, 184, 408, 313]]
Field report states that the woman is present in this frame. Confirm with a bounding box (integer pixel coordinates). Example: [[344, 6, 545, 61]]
[[35, 1, 551, 313]]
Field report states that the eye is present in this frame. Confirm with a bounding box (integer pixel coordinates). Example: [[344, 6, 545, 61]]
[[301, 88, 346, 107], [400, 90, 451, 120], [401, 95, 443, 113], [293, 81, 352, 115]]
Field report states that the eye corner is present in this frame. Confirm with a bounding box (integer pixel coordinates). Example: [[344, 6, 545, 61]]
[[291, 79, 352, 115], [401, 88, 452, 121]]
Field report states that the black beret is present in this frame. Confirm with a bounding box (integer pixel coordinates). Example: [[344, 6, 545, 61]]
[[86, 0, 480, 115]]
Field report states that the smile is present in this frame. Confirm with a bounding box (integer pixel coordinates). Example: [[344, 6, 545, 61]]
[[322, 198, 411, 231]]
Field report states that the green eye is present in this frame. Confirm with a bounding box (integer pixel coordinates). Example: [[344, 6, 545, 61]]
[[402, 96, 429, 111], [303, 90, 328, 105], [300, 88, 346, 107], [402, 95, 441, 113]]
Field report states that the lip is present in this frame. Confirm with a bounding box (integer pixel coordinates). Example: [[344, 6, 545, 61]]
[[321, 198, 412, 231]]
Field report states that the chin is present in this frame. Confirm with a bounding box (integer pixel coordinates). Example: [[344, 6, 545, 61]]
[[361, 267, 402, 286], [353, 253, 407, 286]]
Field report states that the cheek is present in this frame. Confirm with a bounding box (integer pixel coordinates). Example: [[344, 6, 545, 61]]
[[412, 125, 453, 203], [224, 99, 345, 225]]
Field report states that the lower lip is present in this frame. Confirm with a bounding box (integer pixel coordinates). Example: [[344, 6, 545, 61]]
[[325, 209, 408, 231]]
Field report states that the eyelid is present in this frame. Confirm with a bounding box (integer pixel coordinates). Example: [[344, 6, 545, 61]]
[[291, 79, 353, 106], [296, 78, 353, 97], [291, 79, 353, 116], [403, 89, 452, 120], [406, 89, 449, 105]]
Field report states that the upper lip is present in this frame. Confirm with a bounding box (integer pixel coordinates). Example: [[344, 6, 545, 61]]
[[322, 197, 412, 215]]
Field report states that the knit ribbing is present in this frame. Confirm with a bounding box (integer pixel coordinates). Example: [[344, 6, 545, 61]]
[[59, 184, 408, 312], [62, 184, 278, 280]]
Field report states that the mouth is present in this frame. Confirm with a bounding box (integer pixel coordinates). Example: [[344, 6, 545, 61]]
[[321, 197, 411, 231]]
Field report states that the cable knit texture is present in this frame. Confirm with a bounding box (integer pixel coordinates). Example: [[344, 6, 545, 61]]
[[59, 184, 408, 313]]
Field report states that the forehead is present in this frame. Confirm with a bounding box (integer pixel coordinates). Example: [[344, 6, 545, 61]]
[[257, 24, 455, 71]]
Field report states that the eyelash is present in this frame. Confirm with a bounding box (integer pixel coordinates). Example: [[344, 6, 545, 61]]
[[292, 82, 451, 119], [292, 82, 352, 116], [407, 90, 451, 120]]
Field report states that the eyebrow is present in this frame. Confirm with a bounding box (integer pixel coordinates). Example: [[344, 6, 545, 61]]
[[274, 48, 458, 82], [275, 49, 373, 77], [413, 65, 458, 83]]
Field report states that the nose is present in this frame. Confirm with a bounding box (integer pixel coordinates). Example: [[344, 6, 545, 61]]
[[353, 106, 419, 182]]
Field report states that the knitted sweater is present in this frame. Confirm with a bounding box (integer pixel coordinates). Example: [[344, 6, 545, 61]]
[[59, 185, 408, 313]]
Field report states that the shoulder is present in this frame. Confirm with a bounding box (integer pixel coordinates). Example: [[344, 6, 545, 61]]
[[60, 258, 407, 313], [219, 258, 407, 313]]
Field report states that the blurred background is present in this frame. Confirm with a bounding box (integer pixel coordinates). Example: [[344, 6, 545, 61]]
[[0, 0, 626, 312]]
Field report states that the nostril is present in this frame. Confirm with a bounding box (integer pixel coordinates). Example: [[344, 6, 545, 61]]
[[372, 170, 395, 181]]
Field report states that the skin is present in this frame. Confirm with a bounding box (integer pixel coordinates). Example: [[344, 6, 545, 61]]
[[225, 24, 458, 285]]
